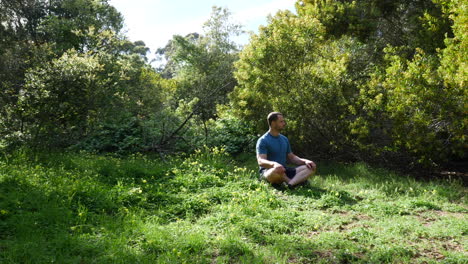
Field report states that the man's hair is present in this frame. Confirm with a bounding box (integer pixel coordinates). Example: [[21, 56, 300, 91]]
[[267, 112, 283, 126]]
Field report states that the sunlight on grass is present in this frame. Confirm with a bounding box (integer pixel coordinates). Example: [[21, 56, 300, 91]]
[[0, 149, 466, 263]]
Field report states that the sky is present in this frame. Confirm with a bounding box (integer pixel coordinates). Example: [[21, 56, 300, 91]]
[[109, 0, 297, 59]]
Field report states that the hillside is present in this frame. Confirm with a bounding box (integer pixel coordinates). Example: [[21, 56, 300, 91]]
[[1, 149, 466, 263]]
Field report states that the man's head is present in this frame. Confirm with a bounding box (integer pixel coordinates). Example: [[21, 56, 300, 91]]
[[267, 112, 285, 131]]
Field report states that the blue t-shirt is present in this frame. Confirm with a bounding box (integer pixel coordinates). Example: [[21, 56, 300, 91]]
[[256, 132, 292, 167]]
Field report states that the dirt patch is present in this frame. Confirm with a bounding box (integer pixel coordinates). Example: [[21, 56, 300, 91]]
[[355, 214, 373, 220], [338, 213, 373, 231], [422, 222, 432, 227], [439, 237, 465, 252], [415, 248, 446, 261], [412, 237, 465, 261], [435, 211, 466, 219], [306, 231, 321, 237], [416, 210, 467, 227], [313, 250, 334, 259], [330, 210, 350, 216], [416, 214, 437, 227]]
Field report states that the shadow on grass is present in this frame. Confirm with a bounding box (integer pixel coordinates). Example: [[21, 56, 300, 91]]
[[310, 161, 466, 203], [0, 170, 145, 263], [290, 184, 359, 208]]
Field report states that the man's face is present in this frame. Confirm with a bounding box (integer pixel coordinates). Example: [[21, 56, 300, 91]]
[[272, 115, 286, 131]]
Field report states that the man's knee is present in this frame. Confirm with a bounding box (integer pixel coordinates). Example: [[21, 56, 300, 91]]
[[304, 166, 316, 177], [265, 168, 286, 184], [309, 166, 316, 174], [273, 166, 286, 174], [267, 173, 284, 184]]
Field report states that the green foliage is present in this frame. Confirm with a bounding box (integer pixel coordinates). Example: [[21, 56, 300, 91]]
[[20, 49, 102, 146], [73, 116, 143, 153], [0, 0, 123, 134], [230, 0, 466, 167], [351, 0, 467, 166], [1, 0, 465, 169], [40, 0, 123, 53], [207, 107, 257, 155], [159, 6, 242, 124], [297, 0, 452, 52], [0, 0, 164, 152], [230, 9, 368, 157], [357, 48, 465, 165], [0, 150, 466, 263]]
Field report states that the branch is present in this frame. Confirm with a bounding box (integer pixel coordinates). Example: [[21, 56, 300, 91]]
[[159, 81, 233, 146]]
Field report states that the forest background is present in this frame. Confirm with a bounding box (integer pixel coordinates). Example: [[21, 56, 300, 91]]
[[1, 1, 467, 263], [1, 0, 466, 172]]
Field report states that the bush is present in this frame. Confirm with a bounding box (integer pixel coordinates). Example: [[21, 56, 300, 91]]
[[207, 109, 257, 155], [229, 1, 466, 169]]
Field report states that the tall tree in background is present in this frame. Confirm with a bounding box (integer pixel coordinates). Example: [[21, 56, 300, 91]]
[[157, 6, 244, 142], [0, 0, 124, 145], [0, 0, 170, 151], [349, 0, 466, 166], [230, 0, 466, 168], [155, 32, 201, 79]]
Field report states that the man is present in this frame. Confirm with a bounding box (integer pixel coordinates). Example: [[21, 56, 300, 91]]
[[256, 112, 316, 188]]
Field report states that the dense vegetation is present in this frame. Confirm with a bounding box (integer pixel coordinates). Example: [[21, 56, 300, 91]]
[[0, 149, 466, 263], [1, 0, 466, 169], [230, 0, 466, 168], [0, 1, 248, 156], [0, 1, 466, 262]]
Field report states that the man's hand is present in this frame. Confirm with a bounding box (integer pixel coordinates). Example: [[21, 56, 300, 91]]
[[305, 160, 316, 171], [272, 162, 285, 173]]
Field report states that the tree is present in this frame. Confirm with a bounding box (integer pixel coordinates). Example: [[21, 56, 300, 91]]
[[350, 0, 466, 166], [0, 0, 124, 148], [156, 33, 201, 79], [296, 0, 452, 54], [0, 0, 170, 152], [156, 6, 244, 143], [230, 0, 465, 168]]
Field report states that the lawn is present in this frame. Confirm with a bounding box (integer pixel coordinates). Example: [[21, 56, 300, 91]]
[[0, 148, 466, 263]]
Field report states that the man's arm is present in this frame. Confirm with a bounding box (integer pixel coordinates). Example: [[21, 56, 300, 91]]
[[257, 154, 284, 170], [287, 152, 316, 170]]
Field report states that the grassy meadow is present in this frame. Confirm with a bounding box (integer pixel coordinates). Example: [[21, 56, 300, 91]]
[[0, 148, 466, 263]]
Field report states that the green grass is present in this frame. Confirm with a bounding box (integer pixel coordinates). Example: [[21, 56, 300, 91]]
[[0, 148, 466, 263]]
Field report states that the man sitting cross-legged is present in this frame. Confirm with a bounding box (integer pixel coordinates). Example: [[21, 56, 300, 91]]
[[256, 112, 316, 188]]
